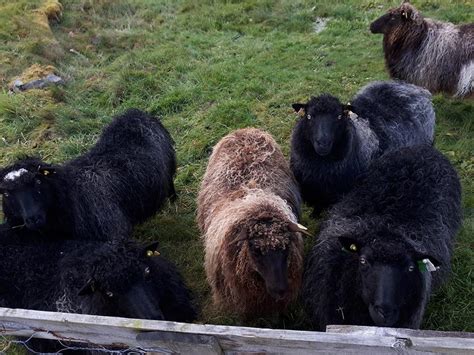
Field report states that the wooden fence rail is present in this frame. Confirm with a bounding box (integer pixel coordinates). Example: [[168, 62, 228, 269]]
[[0, 307, 472, 354]]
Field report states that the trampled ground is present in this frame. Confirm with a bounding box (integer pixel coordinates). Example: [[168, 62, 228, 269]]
[[0, 0, 472, 334]]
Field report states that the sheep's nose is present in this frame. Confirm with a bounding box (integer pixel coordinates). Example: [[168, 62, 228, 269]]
[[268, 285, 289, 301], [316, 136, 331, 147], [374, 305, 394, 319]]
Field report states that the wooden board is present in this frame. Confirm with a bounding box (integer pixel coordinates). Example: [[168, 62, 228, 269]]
[[0, 307, 472, 354]]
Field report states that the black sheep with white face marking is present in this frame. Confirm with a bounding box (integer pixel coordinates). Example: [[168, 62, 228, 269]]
[[0, 109, 176, 241], [302, 145, 462, 330], [290, 81, 435, 215], [0, 161, 57, 232]]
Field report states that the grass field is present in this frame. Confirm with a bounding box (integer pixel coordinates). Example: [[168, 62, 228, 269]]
[[0, 0, 472, 335]]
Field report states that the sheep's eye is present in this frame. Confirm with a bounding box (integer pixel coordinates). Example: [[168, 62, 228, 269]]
[[408, 265, 415, 272], [106, 291, 114, 298], [307, 114, 312, 120], [359, 257, 367, 265]]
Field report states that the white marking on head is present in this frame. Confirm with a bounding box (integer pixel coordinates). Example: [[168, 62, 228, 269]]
[[4, 168, 28, 182]]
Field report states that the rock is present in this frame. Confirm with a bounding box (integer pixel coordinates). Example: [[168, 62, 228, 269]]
[[10, 74, 64, 92]]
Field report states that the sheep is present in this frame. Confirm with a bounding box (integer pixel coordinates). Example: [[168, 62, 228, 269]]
[[290, 80, 435, 214], [370, 1, 473, 98], [197, 128, 306, 318], [60, 240, 198, 323], [302, 145, 462, 330], [0, 108, 176, 241], [0, 231, 197, 352], [0, 234, 197, 322]]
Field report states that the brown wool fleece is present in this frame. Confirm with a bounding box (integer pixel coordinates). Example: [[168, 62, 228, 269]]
[[197, 128, 303, 317]]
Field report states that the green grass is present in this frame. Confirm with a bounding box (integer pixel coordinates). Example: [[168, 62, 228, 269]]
[[0, 0, 472, 334]]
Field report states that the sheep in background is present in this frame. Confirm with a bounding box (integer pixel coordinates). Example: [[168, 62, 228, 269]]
[[302, 145, 462, 330], [370, 1, 473, 98], [0, 109, 176, 241], [197, 128, 305, 317], [291, 80, 435, 214]]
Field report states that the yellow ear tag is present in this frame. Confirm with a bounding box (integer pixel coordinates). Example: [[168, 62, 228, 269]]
[[42, 170, 50, 176], [350, 244, 357, 252], [146, 250, 153, 257], [153, 251, 160, 256]]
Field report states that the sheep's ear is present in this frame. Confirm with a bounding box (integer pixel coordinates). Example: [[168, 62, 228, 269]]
[[292, 103, 307, 115], [78, 279, 97, 296], [343, 103, 354, 112], [338, 237, 361, 253], [411, 9, 422, 24], [143, 242, 161, 257], [341, 104, 354, 119], [400, 4, 420, 23], [38, 166, 56, 177]]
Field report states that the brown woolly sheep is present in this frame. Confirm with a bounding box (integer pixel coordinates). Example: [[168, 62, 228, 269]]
[[197, 128, 305, 317], [370, 1, 473, 98]]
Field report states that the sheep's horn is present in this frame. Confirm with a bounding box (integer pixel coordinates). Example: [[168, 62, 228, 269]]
[[288, 222, 313, 237]]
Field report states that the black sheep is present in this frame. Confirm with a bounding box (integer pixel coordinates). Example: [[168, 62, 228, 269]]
[[0, 232, 197, 352], [59, 240, 198, 323], [290, 80, 435, 214], [0, 234, 196, 322], [302, 145, 462, 330], [0, 109, 176, 241]]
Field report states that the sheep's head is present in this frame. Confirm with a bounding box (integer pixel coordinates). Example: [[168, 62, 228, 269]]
[[232, 214, 306, 301], [339, 235, 440, 327], [292, 95, 351, 157], [370, 2, 423, 34], [0, 158, 57, 231], [76, 242, 165, 320]]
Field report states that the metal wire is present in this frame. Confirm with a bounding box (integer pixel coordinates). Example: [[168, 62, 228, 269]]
[[0, 333, 163, 354]]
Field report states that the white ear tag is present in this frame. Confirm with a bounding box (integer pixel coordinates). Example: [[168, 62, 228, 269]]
[[422, 258, 438, 272], [297, 223, 308, 231]]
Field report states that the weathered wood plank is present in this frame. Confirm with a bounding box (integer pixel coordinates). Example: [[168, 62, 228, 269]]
[[137, 331, 223, 355], [0, 308, 472, 354], [327, 325, 474, 354]]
